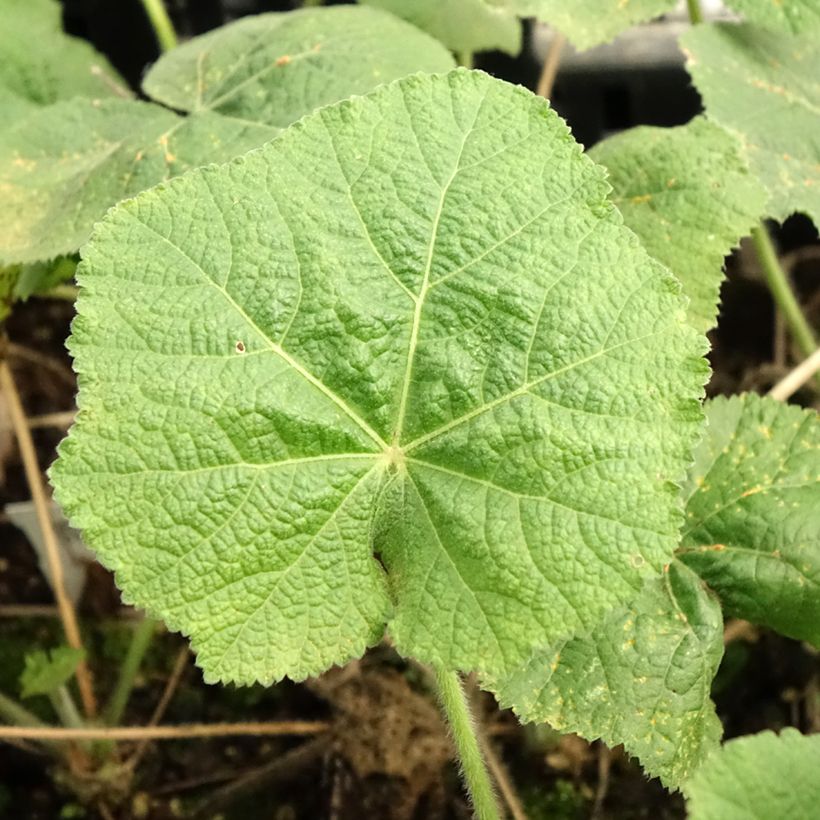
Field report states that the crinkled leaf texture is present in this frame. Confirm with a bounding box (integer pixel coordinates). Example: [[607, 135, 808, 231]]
[[20, 647, 85, 698], [142, 5, 454, 127], [680, 394, 820, 646], [52, 70, 707, 686], [0, 0, 125, 111], [590, 117, 766, 335], [685, 729, 820, 820], [725, 0, 820, 35], [0, 6, 454, 265], [362, 0, 521, 56], [490, 561, 723, 788], [682, 23, 820, 225], [484, 0, 676, 50]]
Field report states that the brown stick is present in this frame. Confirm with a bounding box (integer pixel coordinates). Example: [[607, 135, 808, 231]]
[[768, 347, 820, 401], [536, 33, 566, 100], [127, 647, 189, 768], [0, 360, 97, 718], [481, 735, 529, 820], [0, 721, 330, 742]]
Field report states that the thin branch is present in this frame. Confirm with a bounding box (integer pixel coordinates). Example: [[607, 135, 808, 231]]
[[26, 410, 76, 430], [127, 647, 189, 769], [105, 617, 157, 726], [0, 360, 97, 718], [0, 721, 330, 742], [768, 347, 820, 401], [139, 0, 178, 52], [481, 735, 528, 820], [0, 604, 139, 619], [536, 33, 565, 100], [7, 342, 75, 388]]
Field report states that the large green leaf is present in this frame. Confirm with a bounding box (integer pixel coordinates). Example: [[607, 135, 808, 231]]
[[52, 70, 707, 685], [491, 561, 723, 787], [485, 0, 677, 50], [361, 0, 521, 56], [725, 0, 820, 35], [679, 394, 820, 646], [0, 100, 278, 265], [685, 729, 820, 820], [590, 118, 766, 334], [142, 6, 455, 127], [0, 0, 126, 109], [0, 6, 455, 265], [682, 23, 820, 224]]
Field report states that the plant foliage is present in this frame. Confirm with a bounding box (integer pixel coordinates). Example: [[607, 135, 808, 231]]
[[51, 69, 706, 687]]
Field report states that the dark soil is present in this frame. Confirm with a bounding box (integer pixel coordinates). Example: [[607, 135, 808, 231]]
[[1, 2, 818, 818]]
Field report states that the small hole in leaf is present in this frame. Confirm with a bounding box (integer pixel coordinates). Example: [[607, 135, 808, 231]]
[[235, 341, 246, 354]]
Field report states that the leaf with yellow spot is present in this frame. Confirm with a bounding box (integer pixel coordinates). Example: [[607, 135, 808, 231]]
[[680, 393, 820, 646], [489, 561, 724, 787]]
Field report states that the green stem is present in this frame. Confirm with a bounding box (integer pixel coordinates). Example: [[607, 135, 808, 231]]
[[140, 0, 178, 52], [686, 0, 704, 24], [433, 667, 500, 820], [751, 225, 819, 367], [104, 617, 156, 726], [0, 690, 49, 728], [456, 51, 474, 69], [50, 686, 84, 729]]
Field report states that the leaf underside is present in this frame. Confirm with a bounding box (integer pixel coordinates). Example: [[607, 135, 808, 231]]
[[52, 70, 706, 686], [725, 0, 820, 35], [362, 0, 522, 55], [0, 6, 455, 265], [682, 22, 820, 225], [485, 0, 677, 50], [684, 729, 820, 820], [0, 0, 126, 110], [490, 560, 724, 788], [591, 117, 766, 335], [680, 393, 820, 646]]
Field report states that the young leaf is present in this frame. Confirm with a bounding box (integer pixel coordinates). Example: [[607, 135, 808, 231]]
[[484, 0, 677, 50], [724, 0, 820, 36], [590, 117, 767, 334], [682, 23, 820, 225], [684, 729, 820, 820], [679, 394, 820, 646], [0, 0, 126, 109], [51, 70, 707, 686], [142, 6, 455, 127], [490, 561, 723, 788], [0, 100, 278, 265], [20, 646, 85, 698], [361, 0, 522, 56]]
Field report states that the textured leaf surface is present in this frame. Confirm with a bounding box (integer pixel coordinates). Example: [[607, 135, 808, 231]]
[[0, 0, 125, 109], [590, 118, 766, 334], [0, 100, 278, 264], [142, 6, 455, 127], [52, 70, 706, 685], [362, 0, 521, 55], [485, 0, 676, 50], [680, 394, 820, 646], [20, 647, 84, 698], [725, 0, 820, 35], [682, 23, 820, 224], [491, 561, 723, 787], [685, 729, 820, 820], [0, 6, 453, 265]]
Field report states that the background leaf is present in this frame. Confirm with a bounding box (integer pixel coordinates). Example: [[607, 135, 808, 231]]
[[484, 0, 677, 50], [590, 117, 766, 334], [684, 729, 820, 820], [20, 646, 84, 698], [361, 0, 521, 56], [725, 0, 820, 36], [0, 6, 454, 265], [490, 561, 723, 787], [142, 6, 455, 127], [679, 394, 820, 646], [0, 0, 126, 110], [52, 70, 706, 685], [682, 23, 820, 225]]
